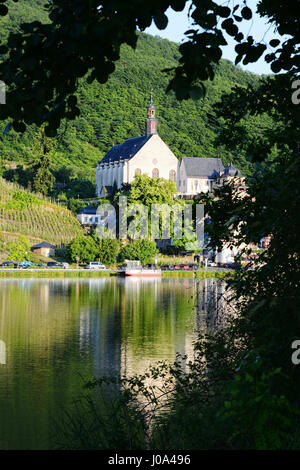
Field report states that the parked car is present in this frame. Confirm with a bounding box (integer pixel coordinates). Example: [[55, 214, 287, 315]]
[[174, 265, 181, 270], [85, 262, 106, 270], [166, 264, 175, 271], [47, 261, 64, 268], [179, 264, 190, 270], [207, 261, 217, 267], [160, 265, 170, 271], [19, 261, 34, 268], [1, 261, 16, 267], [188, 264, 199, 270]]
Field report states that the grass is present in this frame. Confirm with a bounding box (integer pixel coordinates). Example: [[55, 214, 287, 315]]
[[162, 270, 234, 279], [0, 269, 233, 279], [158, 254, 196, 265], [52, 384, 147, 450], [0, 269, 114, 278]]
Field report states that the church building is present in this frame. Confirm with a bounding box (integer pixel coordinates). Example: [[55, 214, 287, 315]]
[[96, 97, 243, 198]]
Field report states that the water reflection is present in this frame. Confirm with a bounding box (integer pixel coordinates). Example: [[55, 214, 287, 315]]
[[0, 340, 5, 364], [0, 277, 227, 449]]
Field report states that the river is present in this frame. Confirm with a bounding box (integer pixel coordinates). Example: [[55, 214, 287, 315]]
[[0, 277, 226, 449]]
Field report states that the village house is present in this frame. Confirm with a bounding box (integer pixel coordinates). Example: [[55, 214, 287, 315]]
[[31, 241, 56, 257], [77, 206, 99, 227]]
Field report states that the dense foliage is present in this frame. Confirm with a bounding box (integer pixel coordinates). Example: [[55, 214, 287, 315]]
[[68, 234, 98, 263], [1, 0, 299, 451], [68, 233, 121, 265], [119, 239, 158, 265], [8, 234, 31, 261], [0, 0, 269, 185], [0, 0, 298, 139], [40, 0, 299, 451], [125, 174, 177, 206], [95, 238, 121, 266], [68, 232, 157, 266]]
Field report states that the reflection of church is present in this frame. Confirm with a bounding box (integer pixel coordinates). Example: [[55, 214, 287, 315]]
[[77, 278, 230, 382], [96, 97, 243, 198]]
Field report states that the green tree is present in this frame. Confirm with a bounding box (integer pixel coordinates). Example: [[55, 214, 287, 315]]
[[32, 157, 55, 195], [126, 174, 177, 206], [1, 0, 299, 450], [67, 235, 97, 263], [56, 192, 68, 203], [67, 198, 87, 215], [30, 131, 55, 195], [94, 237, 121, 266], [0, 0, 298, 135], [8, 235, 31, 261], [119, 239, 158, 265], [0, 1, 271, 179]]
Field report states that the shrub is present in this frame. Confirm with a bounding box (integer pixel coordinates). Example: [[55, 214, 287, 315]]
[[68, 235, 98, 263], [119, 239, 158, 265], [6, 190, 39, 210], [8, 235, 31, 261], [52, 383, 147, 450], [96, 238, 121, 266]]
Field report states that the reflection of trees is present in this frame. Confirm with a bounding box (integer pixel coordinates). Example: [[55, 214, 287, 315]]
[[73, 277, 198, 380], [0, 277, 229, 449], [0, 277, 229, 379], [0, 279, 82, 355], [0, 279, 100, 449], [118, 278, 196, 378], [194, 278, 234, 335]]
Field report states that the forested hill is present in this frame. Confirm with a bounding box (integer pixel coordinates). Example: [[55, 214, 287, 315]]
[[0, 0, 263, 180]]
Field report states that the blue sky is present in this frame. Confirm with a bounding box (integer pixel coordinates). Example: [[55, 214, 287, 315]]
[[144, 0, 280, 76]]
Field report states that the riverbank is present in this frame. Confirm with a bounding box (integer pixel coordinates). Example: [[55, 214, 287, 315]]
[[164, 270, 234, 279], [0, 269, 234, 279], [0, 269, 113, 278]]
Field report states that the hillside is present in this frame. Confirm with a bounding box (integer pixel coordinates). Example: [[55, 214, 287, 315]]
[[0, 0, 266, 184], [0, 177, 83, 245]]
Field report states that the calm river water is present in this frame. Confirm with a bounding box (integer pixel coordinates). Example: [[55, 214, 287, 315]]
[[0, 277, 226, 449]]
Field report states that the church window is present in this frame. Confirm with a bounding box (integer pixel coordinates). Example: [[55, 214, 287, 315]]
[[135, 168, 141, 176], [169, 170, 176, 182], [152, 168, 159, 178]]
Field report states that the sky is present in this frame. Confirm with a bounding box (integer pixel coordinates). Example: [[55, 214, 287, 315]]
[[144, 0, 281, 76]]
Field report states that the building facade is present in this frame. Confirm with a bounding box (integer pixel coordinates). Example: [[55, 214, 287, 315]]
[[77, 206, 98, 226], [96, 97, 243, 198], [177, 157, 225, 196], [31, 241, 56, 257]]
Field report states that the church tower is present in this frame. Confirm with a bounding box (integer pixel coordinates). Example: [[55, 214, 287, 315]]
[[145, 94, 158, 138]]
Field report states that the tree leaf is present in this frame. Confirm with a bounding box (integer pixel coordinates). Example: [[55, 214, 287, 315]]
[[153, 12, 168, 30]]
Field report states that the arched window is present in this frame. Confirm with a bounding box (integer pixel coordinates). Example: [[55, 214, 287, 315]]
[[152, 168, 159, 178], [135, 168, 141, 176], [169, 169, 176, 182]]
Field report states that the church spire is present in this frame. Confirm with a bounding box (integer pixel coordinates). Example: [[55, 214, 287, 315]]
[[145, 94, 158, 138]]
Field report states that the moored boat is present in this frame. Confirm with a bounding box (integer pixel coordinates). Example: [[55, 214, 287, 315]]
[[119, 260, 162, 277]]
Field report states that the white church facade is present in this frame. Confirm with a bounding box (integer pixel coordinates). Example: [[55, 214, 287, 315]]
[[96, 97, 243, 198]]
